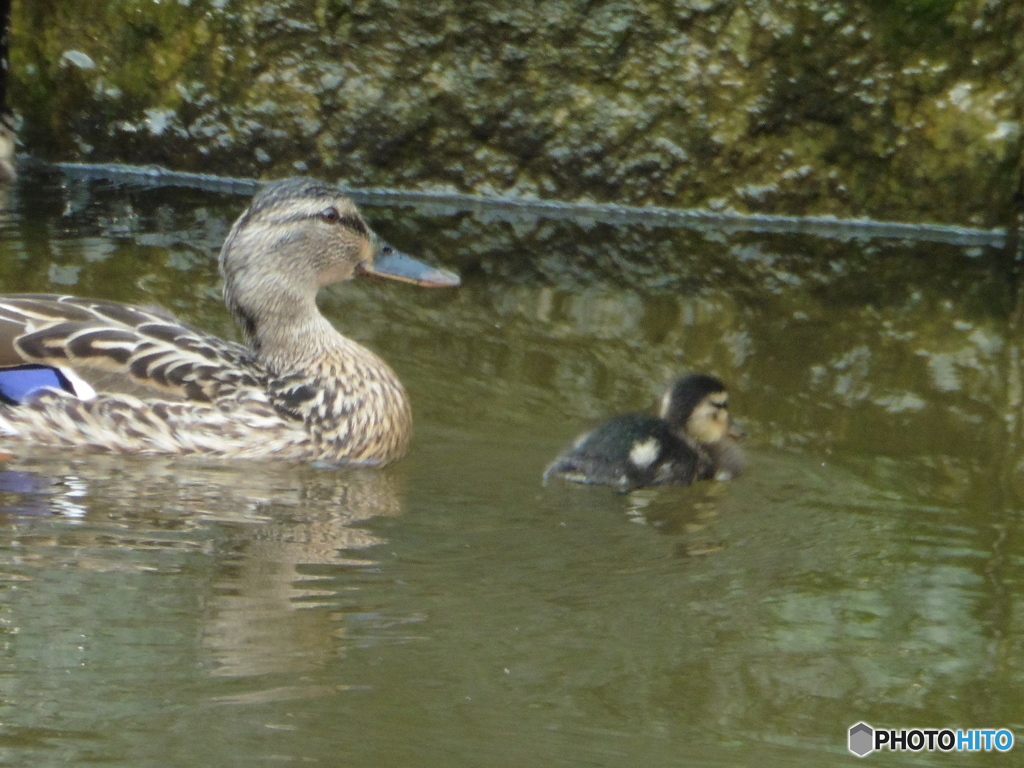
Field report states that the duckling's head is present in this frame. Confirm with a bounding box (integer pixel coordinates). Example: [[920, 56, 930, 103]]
[[659, 373, 743, 446], [219, 178, 458, 345]]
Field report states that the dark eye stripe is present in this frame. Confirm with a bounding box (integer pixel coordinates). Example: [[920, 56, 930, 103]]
[[336, 213, 369, 236], [315, 208, 370, 237]]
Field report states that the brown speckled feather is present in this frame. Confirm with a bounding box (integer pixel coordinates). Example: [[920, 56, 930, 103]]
[[0, 179, 456, 464], [0, 294, 261, 401]]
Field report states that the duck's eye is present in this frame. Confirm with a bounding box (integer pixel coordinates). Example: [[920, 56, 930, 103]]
[[319, 207, 341, 224]]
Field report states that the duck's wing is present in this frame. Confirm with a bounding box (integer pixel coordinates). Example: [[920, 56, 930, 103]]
[[0, 294, 265, 403]]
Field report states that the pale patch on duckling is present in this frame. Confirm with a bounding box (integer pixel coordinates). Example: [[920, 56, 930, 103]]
[[628, 436, 661, 469], [659, 387, 673, 423]]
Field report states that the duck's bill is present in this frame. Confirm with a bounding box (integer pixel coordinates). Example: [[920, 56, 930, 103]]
[[728, 420, 747, 440], [359, 247, 461, 287]]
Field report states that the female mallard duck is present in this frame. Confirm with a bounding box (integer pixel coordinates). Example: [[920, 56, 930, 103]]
[[543, 373, 745, 491], [0, 177, 459, 464]]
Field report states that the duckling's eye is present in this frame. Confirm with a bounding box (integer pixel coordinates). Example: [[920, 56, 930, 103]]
[[318, 207, 341, 224]]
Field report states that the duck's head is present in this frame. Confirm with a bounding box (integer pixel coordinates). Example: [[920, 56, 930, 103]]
[[659, 373, 744, 446], [219, 178, 459, 342]]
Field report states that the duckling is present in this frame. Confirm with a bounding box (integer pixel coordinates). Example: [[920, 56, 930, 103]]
[[0, 177, 460, 463], [543, 373, 745, 491]]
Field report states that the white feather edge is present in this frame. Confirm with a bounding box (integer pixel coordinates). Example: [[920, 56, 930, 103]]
[[57, 366, 97, 400]]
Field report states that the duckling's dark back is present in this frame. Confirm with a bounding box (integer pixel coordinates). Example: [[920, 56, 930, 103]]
[[544, 413, 706, 492]]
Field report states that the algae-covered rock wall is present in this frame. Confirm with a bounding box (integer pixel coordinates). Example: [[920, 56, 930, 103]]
[[9, 0, 1024, 227]]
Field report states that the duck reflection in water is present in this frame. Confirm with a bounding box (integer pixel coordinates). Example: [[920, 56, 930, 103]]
[[0, 468, 72, 517], [0, 456, 407, 682], [544, 373, 746, 493]]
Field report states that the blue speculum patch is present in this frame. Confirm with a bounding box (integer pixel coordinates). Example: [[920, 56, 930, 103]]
[[0, 365, 73, 405]]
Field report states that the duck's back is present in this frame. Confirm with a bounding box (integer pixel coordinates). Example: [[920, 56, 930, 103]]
[[545, 413, 704, 491], [0, 294, 309, 457], [0, 294, 262, 402]]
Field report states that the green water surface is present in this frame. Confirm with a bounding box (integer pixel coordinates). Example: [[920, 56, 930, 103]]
[[0, 170, 1019, 766]]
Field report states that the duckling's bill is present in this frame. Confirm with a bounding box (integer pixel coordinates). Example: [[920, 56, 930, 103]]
[[359, 246, 461, 287]]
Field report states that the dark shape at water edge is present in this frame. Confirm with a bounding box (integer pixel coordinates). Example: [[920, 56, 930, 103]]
[[51, 161, 1010, 249]]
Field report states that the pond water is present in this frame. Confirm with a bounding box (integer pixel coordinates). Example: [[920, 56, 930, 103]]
[[0, 168, 1021, 766]]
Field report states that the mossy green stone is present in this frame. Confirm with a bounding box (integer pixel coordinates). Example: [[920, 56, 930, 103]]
[[9, 0, 1024, 227]]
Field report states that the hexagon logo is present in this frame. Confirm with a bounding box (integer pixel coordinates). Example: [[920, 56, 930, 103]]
[[849, 722, 875, 757]]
